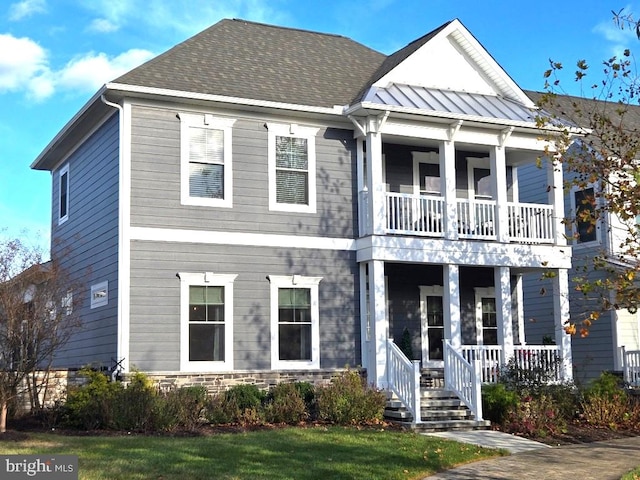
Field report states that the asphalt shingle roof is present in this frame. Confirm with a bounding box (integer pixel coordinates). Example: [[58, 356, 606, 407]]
[[113, 19, 388, 108]]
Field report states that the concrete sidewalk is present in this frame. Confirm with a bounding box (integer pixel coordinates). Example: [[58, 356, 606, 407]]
[[423, 433, 640, 480]]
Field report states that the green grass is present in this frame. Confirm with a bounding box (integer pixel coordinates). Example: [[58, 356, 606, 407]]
[[0, 426, 504, 480], [622, 467, 640, 480]]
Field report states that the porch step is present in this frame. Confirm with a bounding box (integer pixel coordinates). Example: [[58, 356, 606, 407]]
[[420, 368, 444, 389], [384, 388, 490, 432]]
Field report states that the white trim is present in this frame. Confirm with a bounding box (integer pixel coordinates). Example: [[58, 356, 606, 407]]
[[419, 285, 445, 367], [474, 287, 496, 345], [57, 163, 70, 225], [179, 113, 236, 208], [412, 151, 440, 196], [130, 226, 355, 251], [570, 184, 601, 247], [179, 272, 237, 372], [90, 280, 109, 309], [106, 82, 344, 116], [268, 274, 322, 370], [119, 100, 132, 372], [266, 122, 319, 213]]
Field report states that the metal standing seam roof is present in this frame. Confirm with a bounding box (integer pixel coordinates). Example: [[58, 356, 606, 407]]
[[365, 84, 539, 123]]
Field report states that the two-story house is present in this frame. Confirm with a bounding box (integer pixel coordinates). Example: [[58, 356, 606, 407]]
[[31, 18, 573, 425]]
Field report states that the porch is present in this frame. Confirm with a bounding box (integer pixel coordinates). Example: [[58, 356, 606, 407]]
[[386, 339, 563, 426]]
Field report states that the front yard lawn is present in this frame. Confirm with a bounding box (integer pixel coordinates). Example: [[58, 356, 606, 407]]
[[0, 426, 503, 480]]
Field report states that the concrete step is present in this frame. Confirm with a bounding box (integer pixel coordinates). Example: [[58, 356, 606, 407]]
[[420, 409, 473, 420]]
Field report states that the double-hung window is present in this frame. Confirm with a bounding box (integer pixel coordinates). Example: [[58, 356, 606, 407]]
[[179, 272, 237, 371], [268, 275, 321, 369], [475, 287, 497, 345], [267, 123, 318, 213], [58, 163, 69, 225], [180, 113, 235, 207]]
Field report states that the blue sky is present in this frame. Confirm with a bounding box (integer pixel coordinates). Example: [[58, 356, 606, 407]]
[[1, 0, 637, 254]]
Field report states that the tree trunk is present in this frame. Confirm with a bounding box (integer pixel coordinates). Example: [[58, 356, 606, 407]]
[[0, 401, 7, 433]]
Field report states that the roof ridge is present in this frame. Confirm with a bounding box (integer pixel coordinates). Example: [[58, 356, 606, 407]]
[[230, 18, 351, 41]]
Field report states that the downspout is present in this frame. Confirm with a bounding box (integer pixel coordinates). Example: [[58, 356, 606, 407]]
[[100, 95, 128, 381]]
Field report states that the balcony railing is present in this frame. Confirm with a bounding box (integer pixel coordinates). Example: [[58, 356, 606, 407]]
[[378, 192, 554, 244]]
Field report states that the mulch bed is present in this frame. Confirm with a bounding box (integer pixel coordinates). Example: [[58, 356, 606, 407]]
[[502, 421, 640, 446]]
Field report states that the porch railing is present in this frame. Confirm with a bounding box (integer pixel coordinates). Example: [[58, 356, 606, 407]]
[[386, 339, 422, 423], [444, 340, 483, 420], [457, 199, 496, 240], [622, 346, 640, 387], [381, 192, 555, 244], [460, 345, 563, 384], [386, 193, 444, 237], [507, 202, 554, 243]]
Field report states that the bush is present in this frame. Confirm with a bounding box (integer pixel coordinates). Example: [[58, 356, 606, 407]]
[[503, 393, 565, 437], [584, 372, 626, 401], [154, 386, 208, 431], [111, 371, 158, 431], [316, 370, 386, 425], [264, 383, 308, 424], [63, 369, 123, 429], [482, 383, 518, 425], [205, 384, 266, 425]]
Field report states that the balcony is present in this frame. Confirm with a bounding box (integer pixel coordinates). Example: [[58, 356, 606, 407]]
[[360, 190, 555, 244]]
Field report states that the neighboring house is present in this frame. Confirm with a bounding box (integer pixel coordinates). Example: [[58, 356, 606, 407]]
[[520, 92, 640, 385], [31, 18, 574, 425]]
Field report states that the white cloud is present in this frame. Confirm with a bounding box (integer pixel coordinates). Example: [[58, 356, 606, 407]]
[[8, 0, 47, 21], [0, 33, 153, 101], [0, 34, 49, 92], [87, 18, 119, 33], [57, 49, 154, 91], [593, 16, 637, 59]]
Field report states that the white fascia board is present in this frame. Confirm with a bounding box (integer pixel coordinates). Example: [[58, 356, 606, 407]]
[[355, 235, 572, 269], [31, 86, 108, 169], [105, 83, 344, 116], [444, 21, 534, 107]]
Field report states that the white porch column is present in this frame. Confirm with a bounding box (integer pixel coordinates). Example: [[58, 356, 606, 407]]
[[514, 274, 526, 345], [495, 267, 514, 363], [440, 139, 458, 241], [368, 260, 388, 388], [443, 264, 461, 349], [553, 268, 573, 381], [547, 158, 566, 246], [366, 129, 385, 235], [490, 145, 509, 243], [359, 262, 369, 370]]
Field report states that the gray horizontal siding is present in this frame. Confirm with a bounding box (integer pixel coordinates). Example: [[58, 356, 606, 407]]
[[129, 104, 357, 238], [50, 112, 120, 368], [128, 241, 360, 372]]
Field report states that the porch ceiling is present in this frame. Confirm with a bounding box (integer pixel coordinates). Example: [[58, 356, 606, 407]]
[[365, 83, 538, 124]]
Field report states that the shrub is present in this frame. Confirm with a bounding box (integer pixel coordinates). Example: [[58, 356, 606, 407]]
[[264, 383, 307, 424], [503, 393, 564, 437], [205, 384, 266, 425], [155, 386, 208, 431], [584, 372, 626, 401], [316, 370, 386, 425], [482, 383, 518, 425], [63, 369, 123, 430], [111, 371, 158, 431], [498, 355, 561, 395], [581, 392, 629, 429]]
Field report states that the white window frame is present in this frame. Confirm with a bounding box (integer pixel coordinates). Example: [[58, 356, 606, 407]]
[[570, 184, 601, 247], [268, 274, 322, 369], [180, 113, 236, 208], [412, 151, 441, 196], [90, 281, 108, 309], [179, 272, 237, 372], [474, 287, 496, 345], [267, 123, 319, 213], [58, 163, 69, 225]]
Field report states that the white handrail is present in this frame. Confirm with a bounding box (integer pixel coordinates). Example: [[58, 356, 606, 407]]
[[444, 340, 483, 420], [461, 345, 502, 383], [622, 346, 640, 387], [386, 339, 422, 424]]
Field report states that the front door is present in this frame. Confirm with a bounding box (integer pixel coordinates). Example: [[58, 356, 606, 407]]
[[420, 286, 445, 367]]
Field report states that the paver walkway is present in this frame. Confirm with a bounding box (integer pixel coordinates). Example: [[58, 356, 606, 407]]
[[424, 436, 640, 480]]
